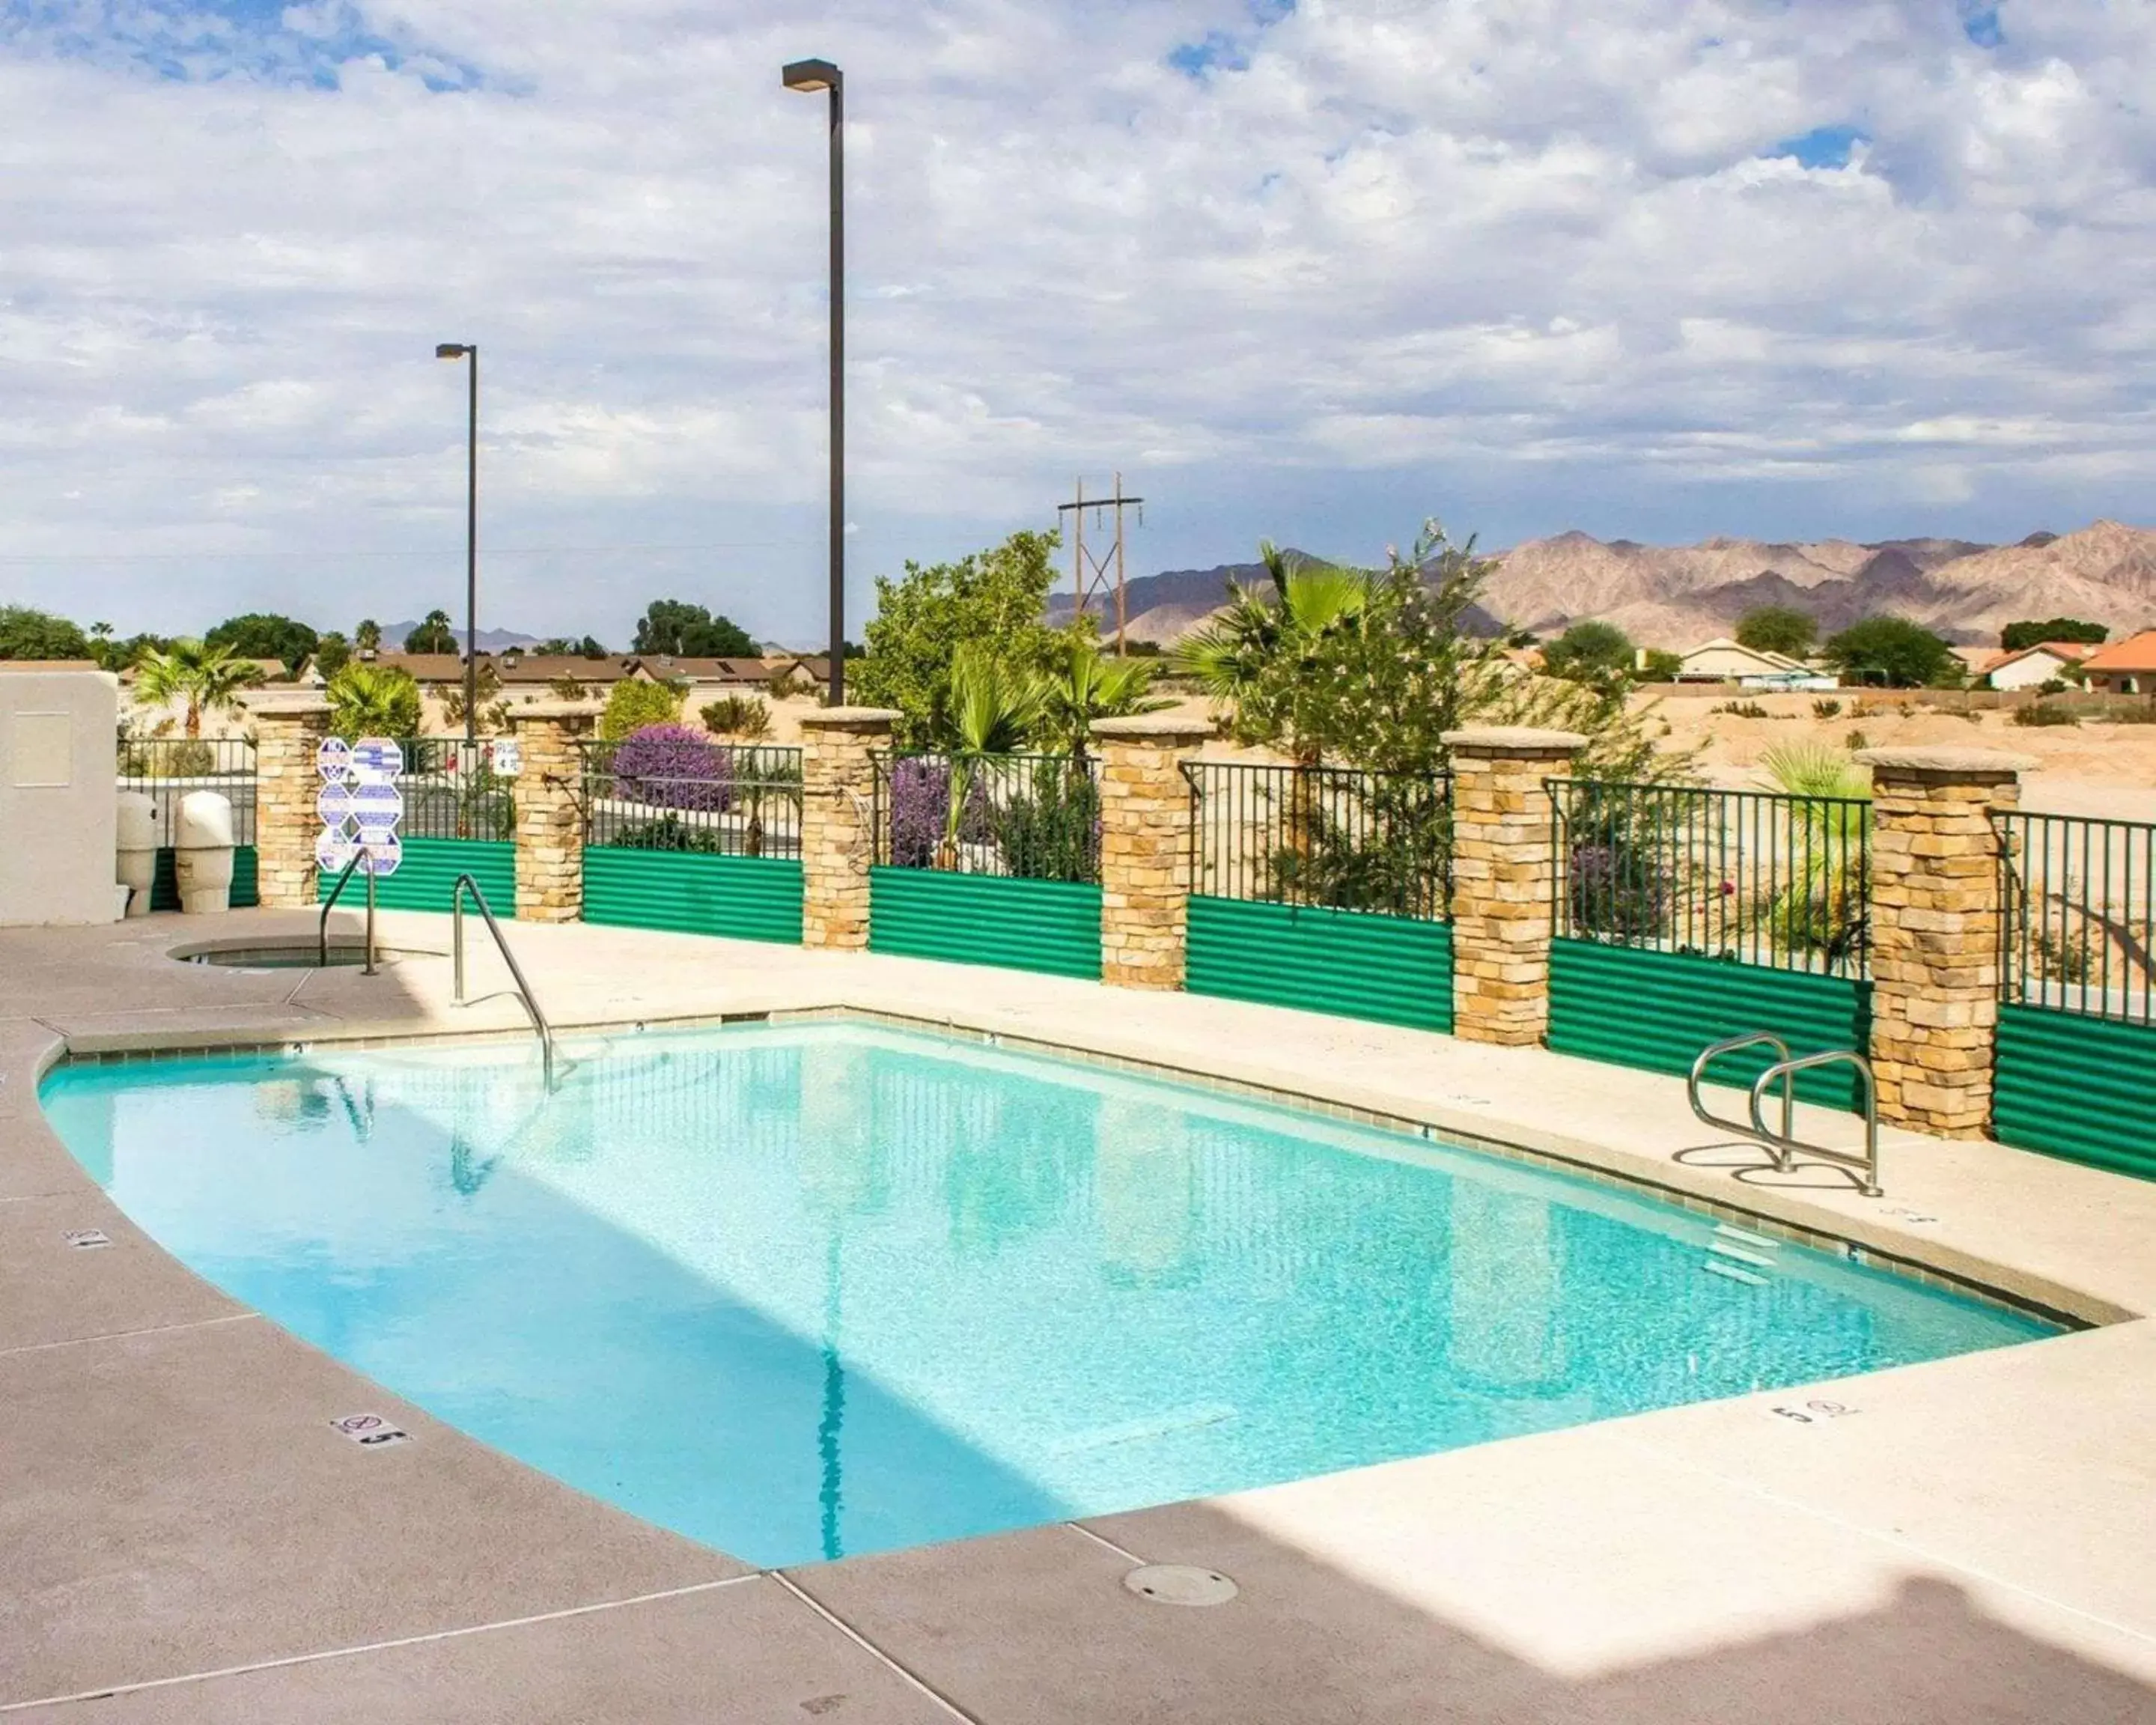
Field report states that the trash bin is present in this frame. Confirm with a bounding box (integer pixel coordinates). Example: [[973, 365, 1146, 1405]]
[[174, 791, 236, 915], [116, 791, 158, 918]]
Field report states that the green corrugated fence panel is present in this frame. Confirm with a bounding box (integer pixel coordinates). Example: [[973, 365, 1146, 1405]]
[[1548, 938, 1872, 1112], [1995, 1006, 2156, 1180], [150, 845, 259, 911], [869, 868, 1102, 979], [584, 848, 803, 945], [316, 838, 514, 914], [1186, 896, 1452, 1032]]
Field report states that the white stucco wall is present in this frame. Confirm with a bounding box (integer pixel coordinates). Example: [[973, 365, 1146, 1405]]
[[0, 670, 121, 926], [1988, 651, 2071, 690]]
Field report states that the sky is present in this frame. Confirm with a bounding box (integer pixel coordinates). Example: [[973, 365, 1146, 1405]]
[[1, 1, 2152, 645]]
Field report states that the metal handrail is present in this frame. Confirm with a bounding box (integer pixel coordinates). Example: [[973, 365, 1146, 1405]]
[[1689, 1032, 1793, 1145], [317, 846, 379, 975], [451, 874, 556, 1089], [1748, 1052, 1882, 1197], [1686, 1032, 1882, 1196]]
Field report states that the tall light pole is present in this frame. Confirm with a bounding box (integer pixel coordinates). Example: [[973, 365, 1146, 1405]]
[[783, 57, 845, 706], [435, 341, 480, 744]]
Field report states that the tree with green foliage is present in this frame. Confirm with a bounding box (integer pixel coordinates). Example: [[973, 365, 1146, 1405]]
[[1541, 620, 1636, 681], [1736, 605, 1818, 658], [536, 635, 611, 658], [404, 610, 457, 654], [853, 529, 1066, 747], [1641, 648, 1683, 681], [1822, 616, 1960, 688], [204, 612, 319, 674], [1035, 637, 1169, 758], [0, 606, 92, 660], [601, 676, 686, 740], [132, 639, 265, 736], [325, 663, 423, 741], [314, 632, 353, 679], [631, 600, 755, 659], [355, 618, 383, 652], [2000, 617, 2108, 652]]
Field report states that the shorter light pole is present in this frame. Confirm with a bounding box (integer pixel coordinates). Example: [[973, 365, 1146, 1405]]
[[436, 341, 480, 744], [783, 57, 845, 706]]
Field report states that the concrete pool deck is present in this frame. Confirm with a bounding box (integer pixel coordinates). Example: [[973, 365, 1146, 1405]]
[[2, 909, 2152, 1721]]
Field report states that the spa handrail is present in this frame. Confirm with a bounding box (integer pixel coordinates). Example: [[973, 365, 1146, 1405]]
[[317, 845, 379, 975], [451, 874, 556, 1090]]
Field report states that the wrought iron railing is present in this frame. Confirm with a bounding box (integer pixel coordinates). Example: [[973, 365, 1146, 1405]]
[[115, 736, 258, 845], [1548, 779, 1872, 978], [871, 752, 1101, 883], [580, 740, 803, 858], [1184, 761, 1451, 920], [1994, 810, 2154, 1024], [390, 740, 517, 841]]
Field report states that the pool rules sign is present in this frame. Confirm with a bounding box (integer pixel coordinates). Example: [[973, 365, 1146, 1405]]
[[316, 736, 404, 877]]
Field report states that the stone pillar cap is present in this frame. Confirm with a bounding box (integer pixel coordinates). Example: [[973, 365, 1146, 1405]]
[[508, 701, 600, 722], [239, 691, 332, 717], [1090, 714, 1214, 743], [1855, 746, 2038, 776], [800, 706, 903, 731], [1441, 725, 1588, 755]]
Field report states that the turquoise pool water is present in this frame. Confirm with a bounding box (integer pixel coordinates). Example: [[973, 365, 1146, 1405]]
[[41, 1022, 2054, 1567]]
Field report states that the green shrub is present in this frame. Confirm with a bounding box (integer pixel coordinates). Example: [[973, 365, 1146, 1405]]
[[1811, 697, 1842, 719], [700, 695, 772, 739], [602, 678, 685, 740], [2012, 703, 2079, 728]]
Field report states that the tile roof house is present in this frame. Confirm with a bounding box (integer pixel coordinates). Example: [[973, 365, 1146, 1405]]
[[1973, 640, 2102, 690], [2080, 630, 2156, 696]]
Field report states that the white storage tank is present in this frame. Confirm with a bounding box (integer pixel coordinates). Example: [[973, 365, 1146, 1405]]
[[116, 791, 158, 917], [174, 791, 236, 915]]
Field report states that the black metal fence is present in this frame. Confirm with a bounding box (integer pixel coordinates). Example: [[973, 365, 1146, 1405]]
[[581, 740, 803, 857], [1549, 779, 1872, 978], [871, 752, 1101, 883], [1994, 810, 2155, 1024], [115, 736, 257, 845], [389, 740, 516, 841], [1184, 761, 1451, 920]]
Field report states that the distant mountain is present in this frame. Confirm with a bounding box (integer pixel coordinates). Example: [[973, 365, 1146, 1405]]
[[377, 622, 541, 653]]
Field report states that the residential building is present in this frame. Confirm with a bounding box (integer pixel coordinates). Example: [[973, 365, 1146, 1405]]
[[2081, 630, 2156, 696], [1671, 638, 1838, 691], [1973, 641, 2102, 691]]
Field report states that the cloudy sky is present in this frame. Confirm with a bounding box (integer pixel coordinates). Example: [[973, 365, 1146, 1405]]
[[1, 1, 2150, 645]]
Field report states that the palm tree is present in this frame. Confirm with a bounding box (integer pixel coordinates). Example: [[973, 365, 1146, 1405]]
[[937, 646, 1049, 866], [404, 609, 457, 654], [131, 639, 264, 737], [1037, 637, 1170, 758], [354, 618, 383, 653], [326, 663, 422, 743], [1758, 741, 1872, 970]]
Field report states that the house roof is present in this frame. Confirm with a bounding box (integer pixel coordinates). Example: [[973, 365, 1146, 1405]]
[[2082, 630, 2156, 675], [1979, 640, 2104, 675], [1680, 637, 1806, 671]]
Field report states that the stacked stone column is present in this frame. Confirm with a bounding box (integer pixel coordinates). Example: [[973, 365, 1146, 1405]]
[[511, 704, 597, 924], [244, 694, 333, 910], [1857, 746, 2031, 1139], [1442, 727, 1586, 1047], [1093, 714, 1213, 990], [800, 708, 901, 951]]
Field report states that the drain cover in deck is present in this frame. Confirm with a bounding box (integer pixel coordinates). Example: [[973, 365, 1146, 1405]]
[[1123, 1565, 1238, 1606]]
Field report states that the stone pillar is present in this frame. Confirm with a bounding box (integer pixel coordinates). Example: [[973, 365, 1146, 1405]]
[[511, 703, 597, 924], [800, 708, 901, 952], [1442, 726, 1587, 1047], [1857, 746, 2032, 1140], [245, 694, 332, 910], [1093, 714, 1214, 991]]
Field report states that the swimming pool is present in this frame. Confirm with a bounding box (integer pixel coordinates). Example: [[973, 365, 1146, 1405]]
[[41, 1020, 2055, 1568]]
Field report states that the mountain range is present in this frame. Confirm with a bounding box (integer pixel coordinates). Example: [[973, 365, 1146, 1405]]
[[1047, 520, 2156, 649]]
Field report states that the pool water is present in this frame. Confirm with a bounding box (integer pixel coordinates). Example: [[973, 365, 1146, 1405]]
[[40, 1022, 2055, 1568]]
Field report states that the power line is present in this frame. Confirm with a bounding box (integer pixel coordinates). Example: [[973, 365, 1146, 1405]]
[[1056, 474, 1144, 652], [0, 540, 797, 566]]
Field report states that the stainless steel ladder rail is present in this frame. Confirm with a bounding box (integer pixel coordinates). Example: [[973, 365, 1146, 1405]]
[[317, 845, 379, 974], [1688, 1032, 1883, 1196], [451, 874, 557, 1089]]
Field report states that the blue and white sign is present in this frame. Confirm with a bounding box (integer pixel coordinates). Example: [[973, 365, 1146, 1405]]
[[315, 737, 352, 782], [315, 782, 353, 827], [316, 828, 358, 874], [351, 737, 404, 785], [359, 832, 403, 877], [350, 779, 403, 838], [315, 735, 405, 879]]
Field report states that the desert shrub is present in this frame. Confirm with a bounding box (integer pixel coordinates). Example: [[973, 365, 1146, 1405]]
[[701, 695, 772, 739], [2037, 678, 2068, 697], [1563, 787, 1674, 941], [2101, 701, 2156, 725], [990, 760, 1101, 882], [1714, 699, 1771, 719], [601, 678, 685, 740], [1812, 698, 1843, 719], [1845, 728, 1870, 752], [610, 814, 723, 854], [608, 724, 732, 811], [1267, 776, 1452, 917], [2012, 703, 2080, 728], [886, 758, 949, 867]]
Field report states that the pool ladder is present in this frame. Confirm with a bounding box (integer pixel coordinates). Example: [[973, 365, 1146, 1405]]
[[1687, 1032, 1883, 1197], [451, 874, 558, 1090], [317, 845, 380, 973]]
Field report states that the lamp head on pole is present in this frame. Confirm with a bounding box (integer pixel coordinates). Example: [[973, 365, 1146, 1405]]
[[435, 342, 472, 360], [782, 58, 841, 94]]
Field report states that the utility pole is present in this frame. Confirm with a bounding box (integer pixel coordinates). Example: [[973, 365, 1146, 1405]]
[[1056, 474, 1144, 654]]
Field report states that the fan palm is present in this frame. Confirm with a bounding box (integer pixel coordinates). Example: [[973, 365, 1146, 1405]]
[[131, 639, 264, 737], [1038, 636, 1169, 758], [1758, 741, 1872, 969], [326, 663, 423, 743]]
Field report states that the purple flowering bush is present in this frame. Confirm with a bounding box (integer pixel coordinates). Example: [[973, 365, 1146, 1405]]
[[610, 724, 733, 812], [886, 756, 997, 866]]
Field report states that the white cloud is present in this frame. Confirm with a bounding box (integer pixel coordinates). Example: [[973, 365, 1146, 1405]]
[[0, 0, 2151, 641]]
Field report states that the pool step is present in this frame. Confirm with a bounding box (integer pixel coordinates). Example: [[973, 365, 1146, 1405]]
[[1702, 1223, 1780, 1287]]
